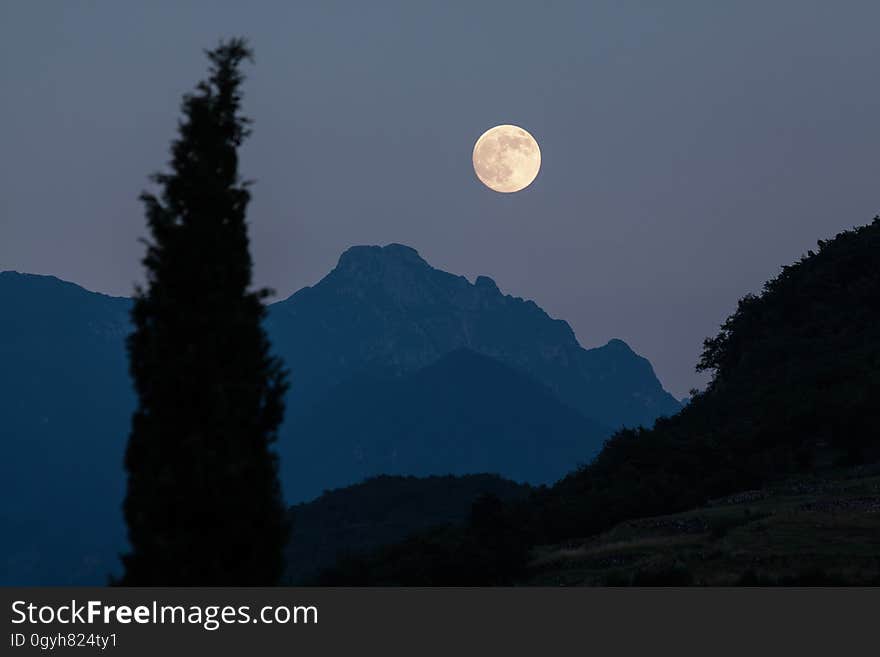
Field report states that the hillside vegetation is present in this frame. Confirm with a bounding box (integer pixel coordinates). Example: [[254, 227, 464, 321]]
[[527, 465, 880, 586], [285, 474, 530, 584], [542, 217, 880, 543]]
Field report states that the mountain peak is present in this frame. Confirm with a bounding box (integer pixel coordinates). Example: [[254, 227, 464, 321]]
[[474, 275, 499, 292], [603, 338, 634, 353], [270, 244, 680, 429], [336, 243, 427, 271]]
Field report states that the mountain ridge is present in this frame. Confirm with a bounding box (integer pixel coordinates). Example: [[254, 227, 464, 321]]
[[268, 242, 681, 429]]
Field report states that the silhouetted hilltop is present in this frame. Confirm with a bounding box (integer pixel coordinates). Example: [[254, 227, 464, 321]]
[[547, 218, 880, 540], [284, 473, 530, 584], [268, 243, 680, 429]]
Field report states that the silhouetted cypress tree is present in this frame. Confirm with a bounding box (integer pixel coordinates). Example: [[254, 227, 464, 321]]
[[120, 39, 289, 585]]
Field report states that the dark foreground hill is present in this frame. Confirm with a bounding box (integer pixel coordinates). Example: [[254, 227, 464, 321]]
[[318, 217, 880, 585], [284, 474, 530, 584], [320, 464, 880, 586], [525, 465, 880, 586], [544, 217, 880, 542]]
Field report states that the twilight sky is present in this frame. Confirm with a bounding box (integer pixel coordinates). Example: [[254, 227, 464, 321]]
[[2, 1, 879, 397]]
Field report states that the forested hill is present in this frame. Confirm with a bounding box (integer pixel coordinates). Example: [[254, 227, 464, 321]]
[[546, 217, 880, 540], [284, 474, 530, 584]]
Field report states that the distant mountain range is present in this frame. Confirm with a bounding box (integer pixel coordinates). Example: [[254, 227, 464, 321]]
[[0, 244, 679, 584], [268, 244, 680, 430]]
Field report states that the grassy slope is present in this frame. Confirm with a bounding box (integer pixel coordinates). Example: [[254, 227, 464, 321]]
[[524, 464, 880, 585]]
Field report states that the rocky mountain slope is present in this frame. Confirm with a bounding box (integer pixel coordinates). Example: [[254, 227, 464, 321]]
[[268, 243, 680, 429]]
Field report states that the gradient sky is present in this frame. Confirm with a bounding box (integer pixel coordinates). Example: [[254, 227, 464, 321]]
[[2, 1, 879, 397]]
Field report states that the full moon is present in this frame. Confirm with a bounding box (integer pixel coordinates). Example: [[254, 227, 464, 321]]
[[472, 124, 541, 193]]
